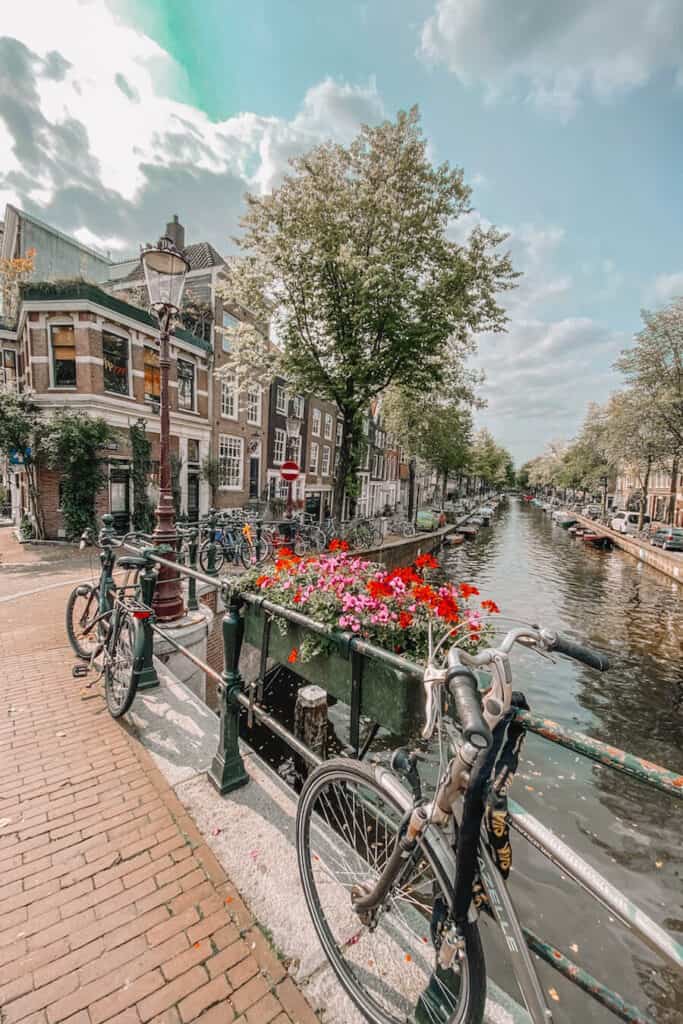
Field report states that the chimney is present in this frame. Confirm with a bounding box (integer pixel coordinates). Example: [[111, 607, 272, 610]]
[[165, 214, 185, 250]]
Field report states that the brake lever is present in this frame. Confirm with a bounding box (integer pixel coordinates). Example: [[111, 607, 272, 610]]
[[422, 662, 447, 741]]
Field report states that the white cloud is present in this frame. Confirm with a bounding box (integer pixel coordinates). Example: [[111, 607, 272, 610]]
[[653, 271, 683, 303], [0, 2, 384, 252], [420, 0, 683, 118]]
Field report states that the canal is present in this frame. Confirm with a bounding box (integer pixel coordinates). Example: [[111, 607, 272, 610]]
[[437, 497, 683, 1023]]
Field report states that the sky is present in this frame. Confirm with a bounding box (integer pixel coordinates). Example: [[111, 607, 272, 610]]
[[1, 0, 683, 463]]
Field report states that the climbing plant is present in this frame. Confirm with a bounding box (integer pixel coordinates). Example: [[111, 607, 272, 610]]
[[42, 412, 111, 539], [129, 419, 155, 533], [200, 455, 220, 506]]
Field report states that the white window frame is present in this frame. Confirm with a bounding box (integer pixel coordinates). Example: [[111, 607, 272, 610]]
[[177, 358, 195, 412], [310, 441, 319, 473], [273, 428, 286, 465], [336, 420, 343, 446], [221, 377, 238, 420], [322, 446, 331, 476], [247, 384, 261, 426], [290, 435, 302, 466], [312, 408, 321, 436], [324, 413, 333, 440], [222, 311, 239, 352], [293, 394, 304, 418], [218, 434, 244, 490], [276, 385, 287, 414]]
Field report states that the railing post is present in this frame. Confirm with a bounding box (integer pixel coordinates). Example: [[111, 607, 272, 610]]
[[136, 547, 159, 691], [205, 508, 218, 577], [99, 513, 116, 615], [208, 589, 248, 794], [186, 528, 199, 612]]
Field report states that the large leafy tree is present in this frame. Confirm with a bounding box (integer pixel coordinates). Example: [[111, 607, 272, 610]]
[[224, 107, 517, 516], [0, 392, 47, 536]]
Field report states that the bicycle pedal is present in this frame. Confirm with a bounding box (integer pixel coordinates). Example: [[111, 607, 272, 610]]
[[72, 664, 89, 679]]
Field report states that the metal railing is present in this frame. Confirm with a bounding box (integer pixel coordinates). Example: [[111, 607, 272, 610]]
[[124, 541, 682, 1024]]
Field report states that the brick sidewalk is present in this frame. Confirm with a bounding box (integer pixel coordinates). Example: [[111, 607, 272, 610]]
[[0, 587, 318, 1024]]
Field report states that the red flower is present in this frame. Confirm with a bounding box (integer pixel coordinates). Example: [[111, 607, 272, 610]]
[[328, 538, 350, 552], [255, 574, 270, 587], [278, 546, 295, 557], [293, 590, 303, 604], [459, 582, 480, 600], [288, 648, 298, 663], [387, 566, 422, 586], [413, 584, 438, 607], [415, 553, 439, 570], [398, 611, 413, 629], [436, 597, 460, 623], [367, 579, 393, 599], [481, 599, 500, 614]]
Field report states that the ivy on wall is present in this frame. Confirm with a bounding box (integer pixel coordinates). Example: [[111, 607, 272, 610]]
[[42, 411, 111, 539], [129, 419, 155, 534]]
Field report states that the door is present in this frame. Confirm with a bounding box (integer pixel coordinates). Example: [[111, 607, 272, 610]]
[[110, 467, 130, 535], [187, 472, 200, 524], [249, 457, 260, 499]]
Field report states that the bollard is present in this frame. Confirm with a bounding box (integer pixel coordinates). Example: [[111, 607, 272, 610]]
[[186, 528, 199, 612], [208, 590, 248, 794], [294, 685, 328, 767], [205, 508, 219, 577], [136, 548, 159, 690]]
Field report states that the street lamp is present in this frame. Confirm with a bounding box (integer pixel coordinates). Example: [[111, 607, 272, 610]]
[[285, 397, 302, 517], [141, 236, 190, 621]]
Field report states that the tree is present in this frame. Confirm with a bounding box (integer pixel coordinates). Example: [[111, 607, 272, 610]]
[[616, 300, 683, 448], [603, 390, 670, 529], [223, 107, 517, 517], [201, 455, 220, 507], [0, 392, 47, 536], [42, 412, 111, 538], [470, 428, 512, 493], [0, 249, 35, 323], [179, 291, 214, 343]]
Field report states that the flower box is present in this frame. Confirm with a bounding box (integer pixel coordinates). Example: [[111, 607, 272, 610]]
[[242, 603, 423, 735]]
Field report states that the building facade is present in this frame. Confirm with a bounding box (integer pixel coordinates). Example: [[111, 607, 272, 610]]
[[614, 464, 683, 526]]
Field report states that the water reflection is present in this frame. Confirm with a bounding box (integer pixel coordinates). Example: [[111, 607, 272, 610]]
[[442, 498, 683, 1023]]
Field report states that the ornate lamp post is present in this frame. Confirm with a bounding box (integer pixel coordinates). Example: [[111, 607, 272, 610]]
[[141, 236, 190, 621], [285, 397, 303, 517]]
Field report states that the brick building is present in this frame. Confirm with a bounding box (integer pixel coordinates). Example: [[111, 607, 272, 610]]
[[303, 396, 341, 521]]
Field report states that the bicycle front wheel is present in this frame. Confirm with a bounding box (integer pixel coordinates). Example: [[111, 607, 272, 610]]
[[296, 759, 485, 1024], [66, 584, 101, 660], [198, 541, 226, 574], [104, 613, 140, 718], [239, 538, 269, 569]]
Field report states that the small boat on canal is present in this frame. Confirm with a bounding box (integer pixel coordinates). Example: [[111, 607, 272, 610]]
[[581, 532, 613, 550], [457, 524, 479, 539]]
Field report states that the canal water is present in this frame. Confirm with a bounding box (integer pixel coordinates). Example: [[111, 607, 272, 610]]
[[436, 497, 683, 1023], [247, 497, 682, 1022]]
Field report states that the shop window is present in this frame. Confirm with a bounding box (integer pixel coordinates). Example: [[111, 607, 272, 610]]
[[103, 332, 129, 395], [177, 358, 195, 411], [51, 325, 76, 387]]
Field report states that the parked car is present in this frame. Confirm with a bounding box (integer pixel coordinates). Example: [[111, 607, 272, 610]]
[[582, 504, 602, 519], [650, 526, 683, 551], [610, 511, 651, 534]]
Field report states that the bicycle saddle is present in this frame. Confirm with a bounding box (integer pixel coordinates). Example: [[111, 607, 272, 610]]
[[117, 556, 149, 571]]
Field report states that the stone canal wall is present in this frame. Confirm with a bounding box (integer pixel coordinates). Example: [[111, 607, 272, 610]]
[[575, 514, 682, 582], [359, 524, 455, 568]]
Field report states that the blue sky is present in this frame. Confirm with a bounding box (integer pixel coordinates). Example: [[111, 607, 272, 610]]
[[2, 0, 683, 461]]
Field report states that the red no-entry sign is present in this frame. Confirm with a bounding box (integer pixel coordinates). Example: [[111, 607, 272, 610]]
[[280, 460, 300, 481]]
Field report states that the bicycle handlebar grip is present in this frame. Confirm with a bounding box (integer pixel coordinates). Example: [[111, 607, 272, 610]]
[[445, 665, 492, 751], [550, 633, 609, 672]]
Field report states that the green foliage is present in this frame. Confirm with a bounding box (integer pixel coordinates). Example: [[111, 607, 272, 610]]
[[200, 455, 220, 504], [129, 419, 155, 533], [19, 514, 33, 539], [0, 391, 48, 537], [225, 106, 517, 515], [180, 291, 214, 343], [42, 412, 111, 539]]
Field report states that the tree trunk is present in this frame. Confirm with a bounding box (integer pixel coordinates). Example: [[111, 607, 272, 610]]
[[639, 458, 652, 531], [26, 462, 45, 539], [332, 407, 357, 521], [441, 469, 448, 509], [407, 458, 416, 521], [667, 456, 678, 525]]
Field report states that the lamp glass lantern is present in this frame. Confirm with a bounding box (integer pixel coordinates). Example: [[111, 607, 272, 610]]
[[286, 400, 302, 439], [141, 236, 190, 313]]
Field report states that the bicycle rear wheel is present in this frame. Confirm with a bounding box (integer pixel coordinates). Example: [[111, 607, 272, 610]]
[[104, 613, 140, 718], [199, 540, 226, 574], [66, 584, 101, 660], [296, 759, 485, 1024]]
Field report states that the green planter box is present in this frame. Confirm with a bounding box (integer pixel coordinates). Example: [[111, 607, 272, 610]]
[[242, 604, 423, 735]]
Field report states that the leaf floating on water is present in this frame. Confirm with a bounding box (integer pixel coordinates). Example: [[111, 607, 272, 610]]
[[655, 860, 663, 868], [548, 988, 560, 1002], [569, 943, 579, 954]]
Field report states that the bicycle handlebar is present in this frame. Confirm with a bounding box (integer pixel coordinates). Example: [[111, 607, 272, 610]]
[[446, 650, 492, 750], [544, 631, 610, 672]]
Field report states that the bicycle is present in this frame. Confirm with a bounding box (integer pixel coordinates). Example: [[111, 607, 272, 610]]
[[198, 515, 268, 572], [295, 625, 682, 1023], [68, 530, 158, 718], [389, 515, 417, 537]]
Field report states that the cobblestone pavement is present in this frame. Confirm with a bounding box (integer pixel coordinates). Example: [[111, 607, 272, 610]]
[[0, 547, 318, 1023]]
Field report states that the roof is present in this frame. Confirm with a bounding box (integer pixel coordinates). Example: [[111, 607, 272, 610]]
[[116, 241, 225, 284], [2, 204, 137, 265], [19, 281, 210, 352]]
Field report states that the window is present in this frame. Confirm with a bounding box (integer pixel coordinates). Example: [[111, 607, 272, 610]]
[[187, 439, 200, 464], [290, 435, 302, 466], [277, 478, 289, 499], [322, 446, 330, 476], [177, 359, 195, 411], [362, 415, 369, 436], [336, 420, 343, 446], [324, 414, 333, 440], [293, 395, 304, 419], [310, 441, 319, 473], [218, 435, 244, 489], [102, 331, 129, 395], [276, 385, 287, 414], [372, 454, 379, 477], [312, 408, 321, 436], [221, 377, 237, 419], [222, 311, 239, 352], [273, 428, 286, 464], [51, 325, 76, 387], [247, 385, 261, 425], [1, 349, 17, 388], [144, 347, 160, 403]]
